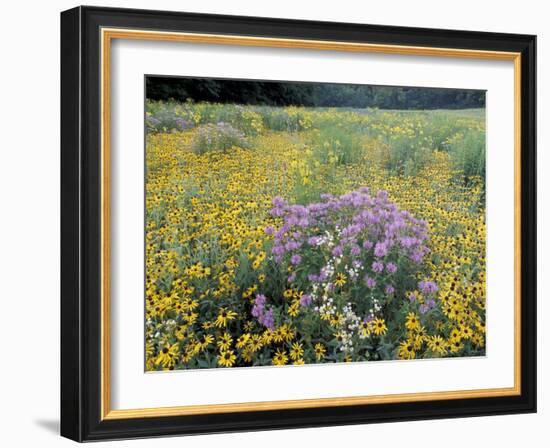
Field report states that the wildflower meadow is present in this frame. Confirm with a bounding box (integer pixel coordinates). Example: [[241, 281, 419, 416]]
[[145, 81, 486, 370]]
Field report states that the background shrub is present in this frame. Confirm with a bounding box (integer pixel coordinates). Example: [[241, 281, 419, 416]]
[[309, 126, 364, 166], [447, 130, 486, 180], [191, 122, 249, 155]]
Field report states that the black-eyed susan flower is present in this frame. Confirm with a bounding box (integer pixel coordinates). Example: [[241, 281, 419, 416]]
[[218, 350, 236, 367], [236, 333, 251, 349], [398, 340, 416, 359], [155, 343, 179, 368], [216, 332, 232, 351], [314, 343, 326, 361], [334, 273, 347, 287], [272, 349, 288, 366], [289, 342, 304, 361], [405, 312, 420, 331], [215, 307, 238, 328], [371, 318, 388, 336], [428, 335, 447, 355], [359, 321, 371, 337]]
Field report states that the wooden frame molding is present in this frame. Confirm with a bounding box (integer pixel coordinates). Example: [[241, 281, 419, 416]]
[[100, 27, 522, 421]]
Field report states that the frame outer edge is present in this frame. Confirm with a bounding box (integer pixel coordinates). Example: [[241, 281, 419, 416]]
[[521, 34, 537, 412], [60, 6, 84, 442], [63, 5, 537, 441]]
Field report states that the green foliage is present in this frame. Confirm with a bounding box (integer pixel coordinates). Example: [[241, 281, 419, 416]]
[[255, 106, 312, 132], [361, 109, 486, 177], [146, 99, 486, 182], [447, 130, 486, 180], [145, 108, 193, 134], [383, 136, 432, 176], [309, 126, 363, 166]]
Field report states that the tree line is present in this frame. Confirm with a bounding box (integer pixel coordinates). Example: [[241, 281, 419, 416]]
[[146, 77, 485, 110]]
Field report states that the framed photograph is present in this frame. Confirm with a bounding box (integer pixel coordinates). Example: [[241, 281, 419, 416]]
[[60, 6, 536, 441]]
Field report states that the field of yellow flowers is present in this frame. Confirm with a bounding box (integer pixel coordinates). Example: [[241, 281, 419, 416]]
[[145, 101, 486, 370]]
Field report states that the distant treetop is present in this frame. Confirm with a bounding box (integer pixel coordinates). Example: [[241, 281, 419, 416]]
[[146, 76, 485, 110]]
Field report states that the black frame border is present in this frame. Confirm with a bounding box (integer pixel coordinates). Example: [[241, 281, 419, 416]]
[[61, 5, 536, 442]]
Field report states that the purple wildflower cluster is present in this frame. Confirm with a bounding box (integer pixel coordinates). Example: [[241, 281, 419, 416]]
[[192, 122, 248, 154], [300, 294, 313, 307], [418, 280, 438, 295], [268, 187, 430, 275], [251, 294, 275, 329], [407, 281, 438, 314], [146, 115, 161, 128], [145, 111, 194, 134], [174, 117, 193, 131], [253, 188, 438, 332], [418, 280, 438, 314]]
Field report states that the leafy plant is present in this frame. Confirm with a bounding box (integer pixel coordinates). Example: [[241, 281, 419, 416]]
[[191, 122, 249, 155]]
